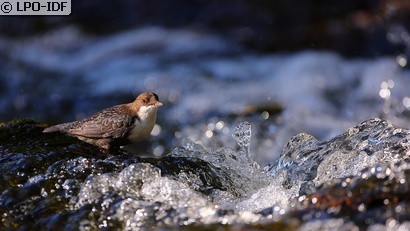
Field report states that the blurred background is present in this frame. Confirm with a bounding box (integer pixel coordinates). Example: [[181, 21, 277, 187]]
[[1, 0, 409, 164]]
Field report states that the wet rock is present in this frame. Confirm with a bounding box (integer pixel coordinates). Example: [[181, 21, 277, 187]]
[[287, 161, 410, 230]]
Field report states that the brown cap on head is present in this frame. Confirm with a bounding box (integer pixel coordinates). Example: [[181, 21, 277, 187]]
[[136, 92, 163, 107]]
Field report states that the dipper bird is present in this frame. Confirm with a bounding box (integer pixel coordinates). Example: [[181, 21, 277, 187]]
[[43, 92, 163, 149]]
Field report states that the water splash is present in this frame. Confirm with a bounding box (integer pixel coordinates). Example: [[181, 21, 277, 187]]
[[232, 121, 252, 158]]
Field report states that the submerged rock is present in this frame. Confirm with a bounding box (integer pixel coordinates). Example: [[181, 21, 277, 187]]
[[1, 118, 410, 230], [266, 118, 410, 193]]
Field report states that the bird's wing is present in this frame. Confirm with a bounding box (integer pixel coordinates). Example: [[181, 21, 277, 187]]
[[67, 107, 135, 139]]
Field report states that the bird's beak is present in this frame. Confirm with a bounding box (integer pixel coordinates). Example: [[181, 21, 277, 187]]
[[155, 101, 163, 107]]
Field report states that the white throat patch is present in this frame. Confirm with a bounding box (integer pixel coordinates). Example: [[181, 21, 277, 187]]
[[128, 105, 158, 142]]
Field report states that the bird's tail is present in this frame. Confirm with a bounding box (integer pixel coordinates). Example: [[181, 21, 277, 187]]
[[43, 122, 75, 133]]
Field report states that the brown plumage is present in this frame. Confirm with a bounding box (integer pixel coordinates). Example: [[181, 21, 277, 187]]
[[43, 92, 163, 149]]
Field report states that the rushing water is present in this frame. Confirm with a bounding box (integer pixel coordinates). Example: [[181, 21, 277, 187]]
[[1, 24, 410, 230], [1, 27, 410, 165], [1, 118, 410, 230]]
